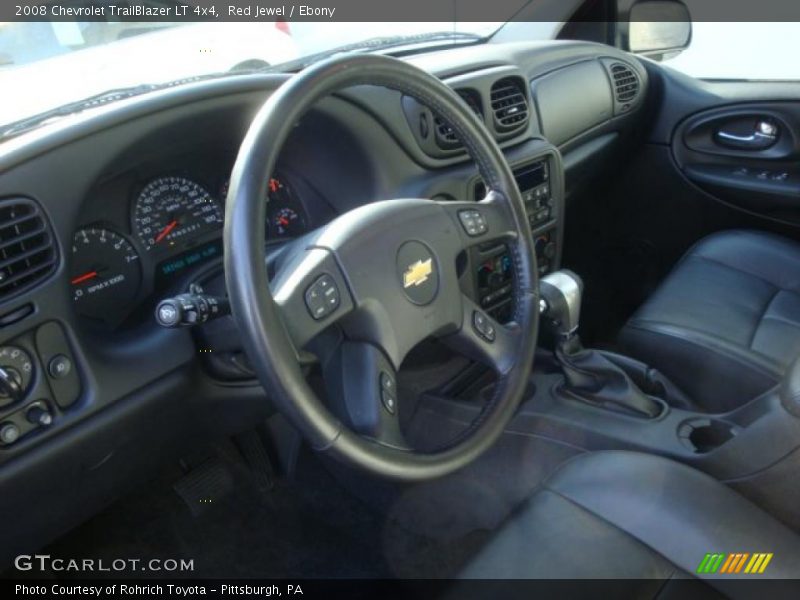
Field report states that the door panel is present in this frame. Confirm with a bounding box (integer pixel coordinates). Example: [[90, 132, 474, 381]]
[[560, 67, 800, 344], [672, 102, 800, 225]]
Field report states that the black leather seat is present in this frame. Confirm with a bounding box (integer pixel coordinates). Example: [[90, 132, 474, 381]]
[[460, 452, 800, 594], [618, 230, 800, 412]]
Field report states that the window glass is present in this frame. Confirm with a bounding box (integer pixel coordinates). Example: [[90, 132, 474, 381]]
[[656, 22, 800, 80]]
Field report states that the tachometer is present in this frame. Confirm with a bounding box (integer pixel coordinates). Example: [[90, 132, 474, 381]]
[[71, 228, 142, 322], [133, 176, 222, 251]]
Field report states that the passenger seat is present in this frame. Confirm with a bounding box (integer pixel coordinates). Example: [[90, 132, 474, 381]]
[[618, 230, 800, 413]]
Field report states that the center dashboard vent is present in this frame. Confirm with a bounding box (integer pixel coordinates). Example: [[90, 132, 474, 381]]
[[490, 77, 529, 132], [610, 63, 640, 103], [434, 88, 483, 147], [0, 198, 57, 300]]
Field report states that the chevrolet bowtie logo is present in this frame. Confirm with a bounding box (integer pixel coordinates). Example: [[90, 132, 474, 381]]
[[403, 258, 433, 288]]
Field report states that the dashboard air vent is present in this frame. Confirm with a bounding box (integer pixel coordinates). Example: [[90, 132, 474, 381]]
[[610, 63, 640, 103], [490, 77, 529, 132], [0, 198, 57, 300], [434, 89, 483, 147]]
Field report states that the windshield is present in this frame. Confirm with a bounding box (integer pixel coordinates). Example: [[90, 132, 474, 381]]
[[0, 20, 515, 129]]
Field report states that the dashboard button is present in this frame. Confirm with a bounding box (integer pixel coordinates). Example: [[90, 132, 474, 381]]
[[26, 403, 53, 427], [35, 322, 81, 409], [0, 422, 20, 445], [48, 355, 72, 380]]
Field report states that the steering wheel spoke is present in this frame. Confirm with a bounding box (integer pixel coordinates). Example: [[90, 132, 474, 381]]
[[441, 293, 523, 375], [271, 246, 355, 350], [323, 340, 409, 450], [437, 190, 520, 252]]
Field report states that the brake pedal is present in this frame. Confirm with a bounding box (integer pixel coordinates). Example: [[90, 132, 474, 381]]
[[233, 429, 276, 493]]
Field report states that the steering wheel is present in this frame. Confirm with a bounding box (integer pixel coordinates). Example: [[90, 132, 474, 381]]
[[224, 54, 539, 481]]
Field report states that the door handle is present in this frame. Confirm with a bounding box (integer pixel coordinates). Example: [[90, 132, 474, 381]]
[[715, 120, 779, 150]]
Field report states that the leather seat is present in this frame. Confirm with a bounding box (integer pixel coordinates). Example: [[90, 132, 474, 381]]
[[618, 230, 800, 412], [459, 452, 800, 594]]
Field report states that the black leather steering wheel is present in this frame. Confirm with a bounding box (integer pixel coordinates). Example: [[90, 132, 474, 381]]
[[224, 54, 539, 481]]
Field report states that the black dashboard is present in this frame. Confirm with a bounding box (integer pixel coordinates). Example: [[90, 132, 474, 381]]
[[71, 148, 335, 328], [0, 39, 651, 563]]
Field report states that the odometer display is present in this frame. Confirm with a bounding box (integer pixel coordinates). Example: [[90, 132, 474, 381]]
[[71, 228, 142, 323], [133, 176, 222, 251]]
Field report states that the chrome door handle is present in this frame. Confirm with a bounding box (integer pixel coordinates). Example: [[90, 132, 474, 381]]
[[716, 120, 779, 150]]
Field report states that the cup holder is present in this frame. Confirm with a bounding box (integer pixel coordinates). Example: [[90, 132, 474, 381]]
[[678, 418, 740, 453]]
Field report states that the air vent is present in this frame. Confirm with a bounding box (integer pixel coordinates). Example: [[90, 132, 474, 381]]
[[434, 89, 482, 147], [610, 63, 640, 103], [490, 77, 529, 132], [0, 198, 57, 300]]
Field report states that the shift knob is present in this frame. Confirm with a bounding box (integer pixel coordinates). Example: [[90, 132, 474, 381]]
[[780, 357, 800, 417], [540, 270, 583, 338]]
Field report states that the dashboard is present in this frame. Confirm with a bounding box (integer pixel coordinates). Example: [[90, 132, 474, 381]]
[[0, 38, 651, 564], [71, 161, 323, 328]]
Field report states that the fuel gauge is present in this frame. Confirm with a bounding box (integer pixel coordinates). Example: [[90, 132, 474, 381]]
[[269, 206, 306, 238]]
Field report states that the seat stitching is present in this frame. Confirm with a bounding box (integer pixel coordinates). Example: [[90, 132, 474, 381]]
[[691, 254, 800, 293], [624, 321, 783, 379], [748, 288, 781, 350], [652, 570, 677, 600], [540, 484, 693, 581], [761, 313, 800, 329]]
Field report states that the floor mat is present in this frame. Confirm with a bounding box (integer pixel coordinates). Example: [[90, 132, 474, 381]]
[[34, 443, 396, 579]]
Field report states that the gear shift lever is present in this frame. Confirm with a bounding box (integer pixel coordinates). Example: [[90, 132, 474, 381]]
[[540, 270, 584, 349], [540, 270, 662, 418]]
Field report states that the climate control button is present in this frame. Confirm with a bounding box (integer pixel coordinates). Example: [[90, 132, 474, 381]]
[[0, 422, 20, 445], [0, 346, 33, 407]]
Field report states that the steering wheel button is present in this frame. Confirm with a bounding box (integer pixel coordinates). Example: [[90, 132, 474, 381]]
[[305, 274, 340, 320], [459, 210, 487, 237], [380, 371, 395, 392], [473, 310, 496, 343], [381, 389, 397, 415]]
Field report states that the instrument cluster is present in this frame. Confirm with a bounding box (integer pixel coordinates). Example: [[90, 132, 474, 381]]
[[70, 170, 312, 328]]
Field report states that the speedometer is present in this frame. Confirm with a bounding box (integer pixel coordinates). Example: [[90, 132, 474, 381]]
[[133, 176, 222, 252]]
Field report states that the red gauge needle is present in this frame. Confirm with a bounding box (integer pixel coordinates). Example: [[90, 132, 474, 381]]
[[71, 271, 98, 285], [154, 219, 178, 244]]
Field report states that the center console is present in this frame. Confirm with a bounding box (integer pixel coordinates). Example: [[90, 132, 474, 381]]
[[470, 153, 564, 322], [429, 259, 800, 530]]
